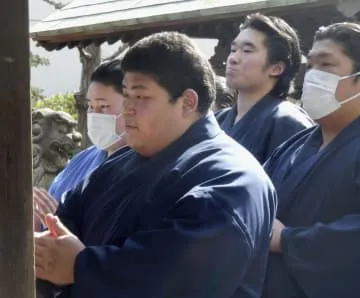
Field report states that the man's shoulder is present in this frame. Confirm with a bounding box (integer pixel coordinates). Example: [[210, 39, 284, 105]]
[[214, 107, 232, 125], [266, 126, 317, 165], [180, 132, 270, 184], [281, 125, 316, 148], [176, 132, 276, 245], [273, 100, 314, 127]]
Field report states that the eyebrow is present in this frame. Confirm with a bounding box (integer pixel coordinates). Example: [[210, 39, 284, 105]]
[[231, 40, 256, 49], [86, 98, 107, 102], [122, 84, 147, 91], [307, 52, 335, 60]]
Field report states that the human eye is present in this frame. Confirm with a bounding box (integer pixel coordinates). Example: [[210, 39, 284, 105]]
[[242, 46, 254, 53], [136, 94, 151, 101], [230, 47, 237, 53], [230, 42, 239, 53], [320, 62, 334, 68]]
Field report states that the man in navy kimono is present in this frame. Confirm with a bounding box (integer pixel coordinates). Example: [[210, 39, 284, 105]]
[[217, 13, 314, 163], [262, 22, 360, 298], [33, 60, 128, 231], [35, 32, 277, 298]]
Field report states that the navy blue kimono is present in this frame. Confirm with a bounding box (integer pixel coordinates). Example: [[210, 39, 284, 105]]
[[56, 113, 276, 298], [217, 96, 314, 164], [262, 117, 360, 298]]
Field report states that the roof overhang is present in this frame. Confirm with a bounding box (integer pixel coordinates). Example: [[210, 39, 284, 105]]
[[30, 0, 341, 50]]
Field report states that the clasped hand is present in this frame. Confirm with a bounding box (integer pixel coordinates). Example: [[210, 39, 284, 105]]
[[35, 214, 85, 286]]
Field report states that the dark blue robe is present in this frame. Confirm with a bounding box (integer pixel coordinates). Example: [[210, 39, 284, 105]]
[[262, 117, 360, 298], [56, 113, 276, 298], [216, 96, 314, 164]]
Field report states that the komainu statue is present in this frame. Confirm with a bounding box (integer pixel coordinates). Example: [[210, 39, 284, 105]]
[[32, 108, 82, 189]]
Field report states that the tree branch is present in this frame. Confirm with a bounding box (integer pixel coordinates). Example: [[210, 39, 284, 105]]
[[77, 46, 93, 61], [102, 43, 129, 62], [42, 0, 66, 9]]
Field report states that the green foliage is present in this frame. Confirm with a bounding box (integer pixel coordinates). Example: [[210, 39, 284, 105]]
[[34, 93, 77, 120], [31, 86, 45, 104], [30, 52, 50, 67]]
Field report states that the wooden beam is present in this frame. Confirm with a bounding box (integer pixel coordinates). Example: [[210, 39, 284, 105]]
[[0, 0, 34, 296]]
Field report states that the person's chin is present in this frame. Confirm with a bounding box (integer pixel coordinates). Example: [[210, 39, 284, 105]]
[[225, 74, 238, 86], [125, 134, 138, 145], [226, 79, 242, 90]]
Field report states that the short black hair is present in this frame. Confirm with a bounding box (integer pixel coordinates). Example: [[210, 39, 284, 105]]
[[90, 59, 124, 93], [314, 22, 360, 76], [121, 31, 216, 114], [241, 13, 302, 99]]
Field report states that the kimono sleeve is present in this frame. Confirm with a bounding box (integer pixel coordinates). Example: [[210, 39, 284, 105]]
[[281, 215, 360, 297], [55, 179, 87, 236], [72, 190, 253, 298]]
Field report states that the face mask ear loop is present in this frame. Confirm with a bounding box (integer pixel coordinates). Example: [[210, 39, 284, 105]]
[[340, 91, 360, 105], [340, 71, 360, 81], [118, 132, 126, 138], [338, 71, 360, 104]]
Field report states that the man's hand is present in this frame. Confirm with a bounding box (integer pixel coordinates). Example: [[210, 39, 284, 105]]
[[33, 187, 59, 229], [35, 214, 85, 285], [270, 219, 285, 253]]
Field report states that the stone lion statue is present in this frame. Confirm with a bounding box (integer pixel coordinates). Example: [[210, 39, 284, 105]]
[[32, 108, 82, 189]]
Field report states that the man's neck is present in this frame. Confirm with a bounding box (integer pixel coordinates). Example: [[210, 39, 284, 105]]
[[318, 108, 359, 149], [235, 89, 272, 123], [106, 140, 127, 156]]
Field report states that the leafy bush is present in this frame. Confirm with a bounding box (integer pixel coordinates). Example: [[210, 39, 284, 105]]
[[33, 93, 77, 120], [31, 87, 45, 104]]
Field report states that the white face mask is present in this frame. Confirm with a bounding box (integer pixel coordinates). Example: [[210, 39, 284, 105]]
[[301, 69, 360, 120], [87, 113, 125, 150]]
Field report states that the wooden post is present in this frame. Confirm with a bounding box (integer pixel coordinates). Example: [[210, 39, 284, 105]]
[[0, 0, 34, 297]]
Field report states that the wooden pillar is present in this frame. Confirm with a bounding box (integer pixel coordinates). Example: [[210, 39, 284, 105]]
[[0, 0, 34, 296]]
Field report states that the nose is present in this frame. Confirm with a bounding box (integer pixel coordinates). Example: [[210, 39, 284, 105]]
[[93, 106, 103, 113], [227, 52, 239, 66], [122, 96, 136, 115]]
